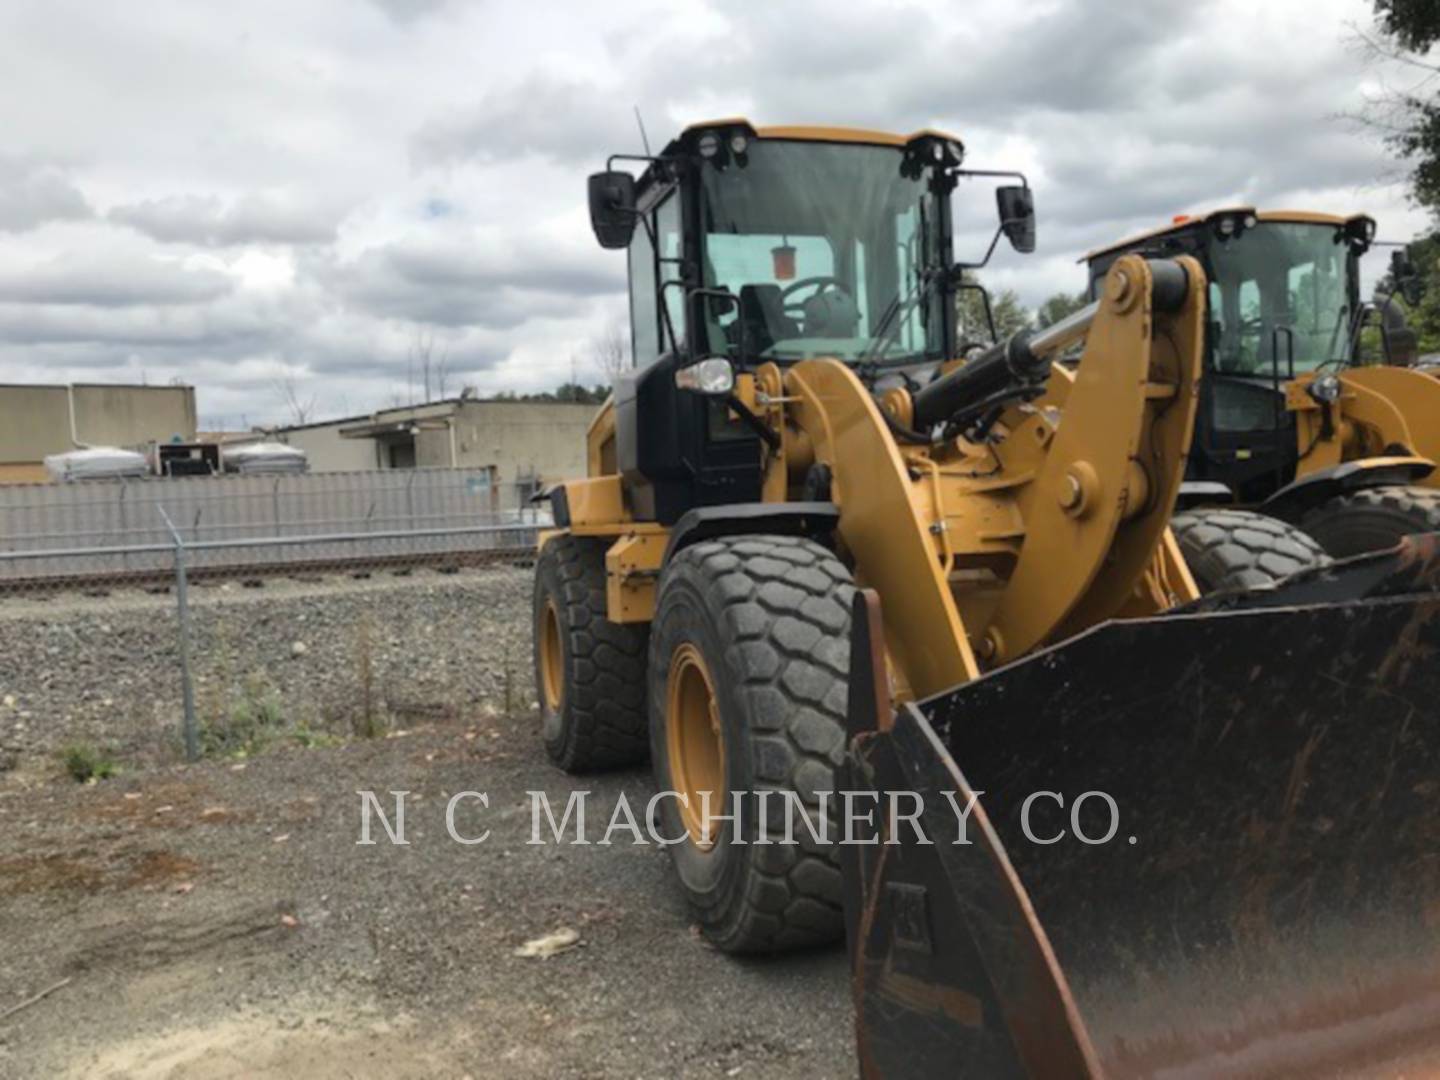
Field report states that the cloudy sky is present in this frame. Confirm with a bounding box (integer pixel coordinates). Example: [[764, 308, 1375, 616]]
[[0, 0, 1428, 428]]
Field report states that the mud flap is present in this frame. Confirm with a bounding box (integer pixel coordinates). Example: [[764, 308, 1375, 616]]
[[842, 535, 1440, 1078]]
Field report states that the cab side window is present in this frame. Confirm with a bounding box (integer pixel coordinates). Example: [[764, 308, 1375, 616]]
[[628, 211, 658, 366], [656, 193, 686, 350]]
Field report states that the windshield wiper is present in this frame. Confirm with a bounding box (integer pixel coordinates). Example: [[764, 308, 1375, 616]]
[[861, 266, 943, 367]]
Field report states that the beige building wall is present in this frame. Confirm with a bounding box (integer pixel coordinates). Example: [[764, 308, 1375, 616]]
[[0, 386, 71, 463], [278, 425, 378, 472], [0, 462, 50, 484], [451, 401, 595, 483], [0, 383, 197, 481], [274, 400, 597, 486], [70, 384, 196, 447]]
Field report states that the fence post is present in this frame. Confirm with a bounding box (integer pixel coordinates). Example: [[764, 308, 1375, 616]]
[[159, 508, 199, 762], [117, 478, 130, 573]]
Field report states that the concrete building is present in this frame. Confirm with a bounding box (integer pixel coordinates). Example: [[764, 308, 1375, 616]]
[[0, 383, 197, 483], [274, 397, 597, 498]]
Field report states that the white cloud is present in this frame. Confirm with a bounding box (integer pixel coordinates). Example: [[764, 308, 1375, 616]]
[[110, 192, 344, 247], [0, 0, 1429, 428], [0, 157, 92, 232]]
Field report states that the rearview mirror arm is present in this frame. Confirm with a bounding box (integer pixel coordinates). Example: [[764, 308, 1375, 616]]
[[954, 226, 1006, 272], [950, 168, 1033, 269]]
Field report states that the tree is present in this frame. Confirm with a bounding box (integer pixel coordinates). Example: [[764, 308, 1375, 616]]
[[588, 317, 630, 383], [274, 372, 315, 426], [954, 273, 1030, 345], [1374, 1, 1440, 53], [408, 327, 451, 402], [1367, 231, 1440, 359], [1034, 291, 1088, 329], [1358, 4, 1440, 212]]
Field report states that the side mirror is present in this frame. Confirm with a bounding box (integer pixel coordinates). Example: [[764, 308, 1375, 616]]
[[1393, 248, 1424, 307], [996, 185, 1036, 254], [1381, 296, 1420, 366], [588, 170, 638, 250]]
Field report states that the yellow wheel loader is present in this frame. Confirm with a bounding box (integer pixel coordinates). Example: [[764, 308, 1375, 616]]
[[1087, 209, 1440, 574], [535, 121, 1440, 1075]]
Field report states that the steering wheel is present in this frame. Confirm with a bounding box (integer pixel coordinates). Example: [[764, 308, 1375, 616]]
[[779, 275, 844, 318], [1214, 317, 1267, 373]]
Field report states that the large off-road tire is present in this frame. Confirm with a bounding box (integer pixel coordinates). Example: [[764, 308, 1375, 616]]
[[648, 534, 853, 954], [1171, 508, 1330, 593], [532, 535, 648, 771], [1298, 485, 1440, 558]]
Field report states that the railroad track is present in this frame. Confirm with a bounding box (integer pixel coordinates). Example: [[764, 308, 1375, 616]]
[[0, 545, 536, 596]]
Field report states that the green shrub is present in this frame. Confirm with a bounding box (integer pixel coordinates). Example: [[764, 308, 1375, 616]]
[[61, 743, 118, 783]]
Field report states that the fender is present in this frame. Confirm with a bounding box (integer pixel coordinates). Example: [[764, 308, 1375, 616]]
[[1175, 480, 1235, 510], [661, 501, 839, 565], [1260, 456, 1435, 522]]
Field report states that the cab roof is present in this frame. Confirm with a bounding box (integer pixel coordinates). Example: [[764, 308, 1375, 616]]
[[678, 117, 964, 152], [1082, 207, 1373, 262]]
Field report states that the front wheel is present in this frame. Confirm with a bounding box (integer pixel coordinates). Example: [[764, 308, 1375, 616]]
[[1298, 486, 1440, 558], [1171, 509, 1329, 593], [649, 534, 853, 954]]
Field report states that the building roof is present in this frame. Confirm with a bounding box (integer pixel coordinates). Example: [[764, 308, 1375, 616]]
[[0, 381, 194, 391], [273, 395, 596, 434]]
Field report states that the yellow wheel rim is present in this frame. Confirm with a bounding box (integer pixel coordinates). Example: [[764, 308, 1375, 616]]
[[539, 599, 564, 713], [666, 643, 725, 849]]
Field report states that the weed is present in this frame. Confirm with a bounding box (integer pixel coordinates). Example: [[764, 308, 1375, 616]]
[[61, 743, 118, 783], [201, 672, 286, 758], [291, 725, 341, 749], [352, 615, 384, 739]]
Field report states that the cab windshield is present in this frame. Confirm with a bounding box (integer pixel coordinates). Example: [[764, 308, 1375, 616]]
[[698, 140, 947, 365], [1207, 222, 1355, 377]]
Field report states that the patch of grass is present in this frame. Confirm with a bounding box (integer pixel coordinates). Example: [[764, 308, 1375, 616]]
[[290, 725, 342, 750], [60, 743, 118, 783], [201, 673, 287, 758], [198, 673, 342, 758]]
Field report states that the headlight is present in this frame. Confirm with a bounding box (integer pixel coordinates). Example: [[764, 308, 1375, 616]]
[[674, 357, 735, 396], [1308, 373, 1342, 403], [698, 132, 721, 159]]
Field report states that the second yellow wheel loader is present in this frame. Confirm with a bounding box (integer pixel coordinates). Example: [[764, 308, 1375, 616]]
[[1087, 209, 1440, 574], [535, 120, 1440, 1075]]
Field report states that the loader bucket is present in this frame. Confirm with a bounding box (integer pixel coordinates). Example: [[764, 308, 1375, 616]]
[[842, 534, 1440, 1078]]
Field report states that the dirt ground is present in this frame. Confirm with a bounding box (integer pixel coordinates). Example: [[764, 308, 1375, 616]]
[[0, 705, 855, 1079]]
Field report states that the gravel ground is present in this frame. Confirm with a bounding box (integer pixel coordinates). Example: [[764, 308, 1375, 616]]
[[0, 565, 537, 781], [0, 570, 856, 1078]]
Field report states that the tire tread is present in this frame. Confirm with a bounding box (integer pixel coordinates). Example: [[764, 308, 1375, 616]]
[[537, 535, 648, 771], [656, 535, 852, 953]]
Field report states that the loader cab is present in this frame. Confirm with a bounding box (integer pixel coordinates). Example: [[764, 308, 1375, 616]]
[[1086, 209, 1373, 502], [589, 120, 1009, 524]]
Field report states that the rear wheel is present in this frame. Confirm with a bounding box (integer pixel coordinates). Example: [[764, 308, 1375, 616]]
[[649, 534, 853, 954], [1298, 485, 1440, 558], [1171, 508, 1329, 593], [532, 535, 649, 771]]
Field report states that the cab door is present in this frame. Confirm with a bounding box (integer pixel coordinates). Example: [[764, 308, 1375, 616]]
[[1193, 270, 1298, 503]]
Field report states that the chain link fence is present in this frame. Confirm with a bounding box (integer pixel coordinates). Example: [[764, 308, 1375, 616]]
[[0, 479, 543, 781]]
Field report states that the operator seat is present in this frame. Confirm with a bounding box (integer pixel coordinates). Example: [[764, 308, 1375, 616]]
[[737, 284, 799, 353]]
